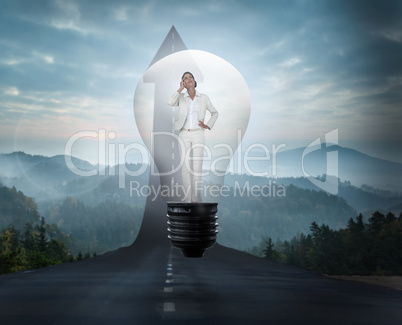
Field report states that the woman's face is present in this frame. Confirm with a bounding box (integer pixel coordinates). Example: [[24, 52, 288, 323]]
[[182, 73, 194, 88]]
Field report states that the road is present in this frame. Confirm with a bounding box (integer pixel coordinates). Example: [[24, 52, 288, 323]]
[[0, 240, 401, 325]]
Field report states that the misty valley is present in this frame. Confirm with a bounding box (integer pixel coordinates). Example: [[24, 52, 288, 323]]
[[1, 151, 401, 275]]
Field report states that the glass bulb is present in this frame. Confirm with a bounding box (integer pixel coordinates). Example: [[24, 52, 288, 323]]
[[133, 50, 250, 203], [133, 50, 250, 257]]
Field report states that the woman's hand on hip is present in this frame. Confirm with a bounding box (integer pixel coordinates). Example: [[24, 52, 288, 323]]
[[198, 121, 210, 130]]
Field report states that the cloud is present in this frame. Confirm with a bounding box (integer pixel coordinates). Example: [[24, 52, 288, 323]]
[[4, 87, 19, 96], [379, 25, 402, 44], [0, 0, 401, 163], [279, 57, 301, 68]]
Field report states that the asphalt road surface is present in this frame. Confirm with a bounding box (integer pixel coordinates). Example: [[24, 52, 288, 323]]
[[0, 240, 401, 325]]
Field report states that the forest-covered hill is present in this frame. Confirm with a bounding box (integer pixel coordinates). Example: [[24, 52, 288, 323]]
[[0, 185, 74, 274], [256, 211, 402, 276], [0, 185, 41, 229], [1, 151, 401, 253], [2, 151, 402, 212], [0, 184, 143, 256], [248, 144, 402, 192], [217, 184, 357, 250]]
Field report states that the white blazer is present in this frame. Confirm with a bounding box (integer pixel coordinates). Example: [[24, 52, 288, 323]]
[[167, 91, 219, 131]]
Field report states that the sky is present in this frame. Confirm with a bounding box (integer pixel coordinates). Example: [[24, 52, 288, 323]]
[[1, 0, 402, 165]]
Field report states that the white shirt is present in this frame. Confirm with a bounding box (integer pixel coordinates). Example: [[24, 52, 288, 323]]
[[167, 90, 219, 131], [182, 90, 199, 129]]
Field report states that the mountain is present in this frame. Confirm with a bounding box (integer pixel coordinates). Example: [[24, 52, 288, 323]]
[[0, 185, 41, 229], [0, 152, 149, 205], [0, 151, 48, 178], [1, 150, 401, 253], [0, 151, 93, 178], [1, 150, 402, 212], [217, 184, 358, 250], [246, 144, 402, 192], [224, 174, 402, 213], [0, 152, 94, 199]]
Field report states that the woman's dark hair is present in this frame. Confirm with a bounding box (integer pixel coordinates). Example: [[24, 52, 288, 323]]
[[182, 71, 197, 88]]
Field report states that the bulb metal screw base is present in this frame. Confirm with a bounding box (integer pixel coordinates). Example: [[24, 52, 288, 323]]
[[167, 202, 218, 258]]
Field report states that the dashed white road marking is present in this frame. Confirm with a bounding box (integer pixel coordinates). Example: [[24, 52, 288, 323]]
[[161, 249, 176, 314], [164, 302, 176, 312]]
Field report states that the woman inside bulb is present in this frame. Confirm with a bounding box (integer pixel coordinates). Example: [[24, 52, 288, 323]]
[[167, 71, 219, 203]]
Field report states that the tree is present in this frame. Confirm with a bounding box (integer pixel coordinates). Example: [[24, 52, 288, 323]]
[[347, 213, 365, 233], [47, 239, 71, 264], [368, 211, 386, 234], [36, 217, 47, 253], [0, 227, 28, 273], [258, 212, 402, 276], [263, 237, 279, 261]]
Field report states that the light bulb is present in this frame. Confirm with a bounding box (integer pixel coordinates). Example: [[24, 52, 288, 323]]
[[133, 50, 250, 257]]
